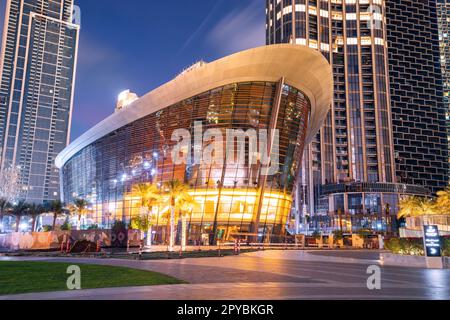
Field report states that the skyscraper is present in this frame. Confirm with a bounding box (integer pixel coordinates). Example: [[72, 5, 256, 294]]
[[266, 0, 431, 231], [386, 0, 448, 193], [437, 0, 450, 181], [0, 0, 79, 203]]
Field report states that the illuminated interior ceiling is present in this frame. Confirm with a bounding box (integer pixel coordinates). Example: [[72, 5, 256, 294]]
[[92, 189, 292, 226]]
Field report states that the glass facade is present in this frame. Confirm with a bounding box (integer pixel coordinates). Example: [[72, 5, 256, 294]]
[[60, 81, 311, 244], [387, 0, 448, 193], [437, 0, 450, 181], [266, 0, 434, 232], [0, 0, 79, 203]]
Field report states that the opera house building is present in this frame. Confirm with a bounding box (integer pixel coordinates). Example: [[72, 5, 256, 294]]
[[55, 45, 333, 244]]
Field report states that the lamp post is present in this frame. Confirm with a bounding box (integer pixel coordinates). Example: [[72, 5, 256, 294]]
[[147, 211, 155, 248], [105, 212, 112, 229], [385, 203, 391, 236]]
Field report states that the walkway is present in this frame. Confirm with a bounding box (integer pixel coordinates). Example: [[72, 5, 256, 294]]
[[0, 250, 448, 300]]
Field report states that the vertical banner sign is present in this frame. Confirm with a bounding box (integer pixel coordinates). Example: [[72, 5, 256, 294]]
[[423, 225, 441, 257]]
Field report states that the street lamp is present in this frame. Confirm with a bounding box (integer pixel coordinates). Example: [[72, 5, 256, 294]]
[[385, 203, 391, 236], [338, 209, 343, 232], [105, 212, 112, 229]]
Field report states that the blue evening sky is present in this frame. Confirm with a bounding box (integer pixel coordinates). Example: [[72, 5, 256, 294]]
[[0, 0, 265, 141]]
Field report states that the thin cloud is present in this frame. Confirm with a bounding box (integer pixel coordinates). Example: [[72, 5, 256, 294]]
[[207, 0, 265, 56], [178, 0, 224, 54], [77, 36, 122, 67]]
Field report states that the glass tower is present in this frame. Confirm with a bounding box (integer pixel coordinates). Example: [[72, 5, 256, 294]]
[[0, 0, 79, 203], [437, 0, 450, 181], [386, 0, 448, 193], [266, 0, 430, 232]]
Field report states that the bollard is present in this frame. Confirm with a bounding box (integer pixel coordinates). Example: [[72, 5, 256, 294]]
[[96, 241, 101, 253], [237, 239, 241, 255], [127, 239, 130, 253], [138, 244, 143, 260], [234, 239, 238, 255], [179, 247, 182, 258]]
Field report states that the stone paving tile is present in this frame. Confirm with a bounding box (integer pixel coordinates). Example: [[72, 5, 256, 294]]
[[2, 282, 449, 300], [1, 251, 449, 300], [307, 250, 383, 260]]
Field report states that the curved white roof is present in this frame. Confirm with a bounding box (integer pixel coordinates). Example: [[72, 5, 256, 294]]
[[56, 44, 333, 168]]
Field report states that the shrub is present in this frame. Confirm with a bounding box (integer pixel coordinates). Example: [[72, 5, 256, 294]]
[[357, 229, 373, 238], [385, 237, 425, 256], [312, 230, 321, 240], [60, 220, 72, 231], [386, 237, 449, 257], [332, 230, 344, 242], [42, 225, 53, 232], [385, 237, 401, 253], [399, 238, 424, 256], [443, 237, 450, 257]]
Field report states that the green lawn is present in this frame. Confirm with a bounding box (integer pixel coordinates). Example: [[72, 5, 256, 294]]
[[0, 261, 185, 295]]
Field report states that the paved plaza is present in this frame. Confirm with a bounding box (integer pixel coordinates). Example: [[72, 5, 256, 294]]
[[0, 250, 449, 300]]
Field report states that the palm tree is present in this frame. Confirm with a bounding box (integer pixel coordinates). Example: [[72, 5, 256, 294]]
[[48, 200, 65, 230], [436, 187, 450, 215], [11, 200, 29, 232], [397, 196, 436, 219], [163, 179, 189, 252], [72, 198, 88, 230], [131, 214, 152, 245], [28, 204, 46, 232], [132, 183, 160, 247], [177, 194, 196, 251], [0, 198, 11, 233]]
